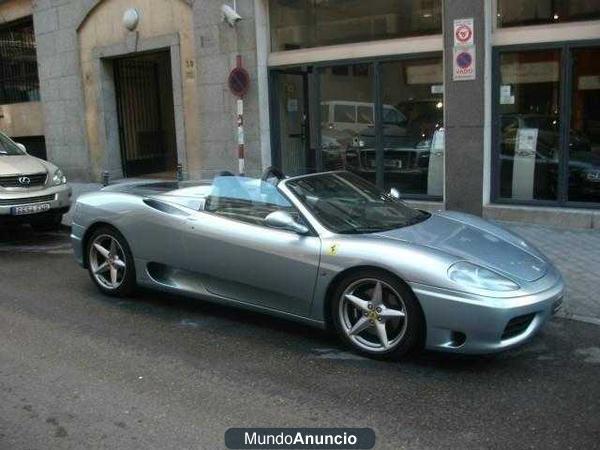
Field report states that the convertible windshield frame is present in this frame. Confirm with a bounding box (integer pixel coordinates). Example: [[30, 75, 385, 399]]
[[148, 176, 318, 236], [282, 171, 430, 235]]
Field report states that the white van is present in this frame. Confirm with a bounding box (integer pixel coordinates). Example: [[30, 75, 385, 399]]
[[320, 101, 407, 135]]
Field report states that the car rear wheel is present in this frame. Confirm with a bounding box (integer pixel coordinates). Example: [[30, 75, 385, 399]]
[[331, 270, 423, 360], [87, 227, 136, 297]]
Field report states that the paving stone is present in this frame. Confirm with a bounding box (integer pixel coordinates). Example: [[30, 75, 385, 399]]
[[501, 221, 600, 321]]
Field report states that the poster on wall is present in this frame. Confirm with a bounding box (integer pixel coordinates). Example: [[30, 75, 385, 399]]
[[512, 128, 539, 200], [427, 128, 445, 197], [452, 18, 476, 82], [500, 85, 515, 105], [453, 18, 474, 47]]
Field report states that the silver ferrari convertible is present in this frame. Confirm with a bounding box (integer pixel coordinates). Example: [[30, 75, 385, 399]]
[[71, 169, 564, 359]]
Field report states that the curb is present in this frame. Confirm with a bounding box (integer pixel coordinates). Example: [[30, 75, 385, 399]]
[[556, 310, 600, 327]]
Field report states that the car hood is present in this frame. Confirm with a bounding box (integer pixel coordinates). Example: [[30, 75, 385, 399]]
[[0, 155, 49, 176], [375, 211, 548, 282]]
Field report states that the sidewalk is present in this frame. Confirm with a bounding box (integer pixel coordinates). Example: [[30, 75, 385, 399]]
[[501, 222, 600, 323], [63, 182, 600, 323]]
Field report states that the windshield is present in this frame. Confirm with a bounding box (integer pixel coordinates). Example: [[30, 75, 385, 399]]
[[0, 133, 25, 156], [286, 172, 430, 234], [144, 176, 302, 228]]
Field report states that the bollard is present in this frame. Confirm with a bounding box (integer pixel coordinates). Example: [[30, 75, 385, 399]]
[[102, 171, 110, 187], [176, 163, 183, 182]]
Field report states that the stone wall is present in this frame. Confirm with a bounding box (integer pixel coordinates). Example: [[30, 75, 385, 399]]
[[192, 0, 263, 178], [30, 0, 264, 181], [33, 0, 91, 180]]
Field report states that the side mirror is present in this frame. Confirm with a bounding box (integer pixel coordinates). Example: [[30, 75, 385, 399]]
[[265, 211, 309, 235], [389, 188, 401, 199], [16, 143, 27, 153]]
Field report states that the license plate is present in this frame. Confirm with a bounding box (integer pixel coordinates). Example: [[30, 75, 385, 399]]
[[11, 203, 51, 216], [384, 160, 402, 169]]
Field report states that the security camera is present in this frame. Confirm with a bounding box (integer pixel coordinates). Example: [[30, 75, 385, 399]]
[[221, 4, 242, 27]]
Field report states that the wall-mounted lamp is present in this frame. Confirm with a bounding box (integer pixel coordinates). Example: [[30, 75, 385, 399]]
[[123, 8, 140, 31]]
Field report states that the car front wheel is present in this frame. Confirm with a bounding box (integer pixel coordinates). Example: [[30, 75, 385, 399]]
[[331, 270, 423, 360], [87, 227, 136, 297]]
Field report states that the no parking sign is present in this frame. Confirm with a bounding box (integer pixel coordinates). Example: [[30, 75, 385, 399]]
[[453, 47, 476, 81], [453, 18, 476, 81]]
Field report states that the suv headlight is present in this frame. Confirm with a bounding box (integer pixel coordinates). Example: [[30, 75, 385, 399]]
[[448, 261, 519, 292], [52, 169, 67, 185]]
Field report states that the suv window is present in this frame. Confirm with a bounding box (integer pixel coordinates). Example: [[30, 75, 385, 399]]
[[334, 104, 355, 123], [357, 105, 373, 124], [320, 104, 329, 123]]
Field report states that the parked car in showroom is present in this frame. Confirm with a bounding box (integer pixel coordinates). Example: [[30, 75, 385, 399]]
[[0, 131, 71, 229], [71, 169, 564, 360]]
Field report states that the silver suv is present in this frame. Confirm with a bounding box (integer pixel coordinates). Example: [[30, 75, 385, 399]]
[[0, 132, 71, 229]]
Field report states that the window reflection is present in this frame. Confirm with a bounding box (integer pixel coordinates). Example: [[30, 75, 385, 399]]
[[319, 64, 375, 175], [270, 0, 442, 52], [497, 50, 561, 201], [318, 57, 444, 199], [380, 58, 444, 197], [569, 47, 600, 203], [497, 0, 600, 27]]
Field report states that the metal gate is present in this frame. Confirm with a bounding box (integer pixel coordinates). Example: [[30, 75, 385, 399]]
[[114, 51, 177, 177]]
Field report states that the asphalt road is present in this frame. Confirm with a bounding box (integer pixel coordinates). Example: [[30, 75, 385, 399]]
[[1, 226, 599, 450]]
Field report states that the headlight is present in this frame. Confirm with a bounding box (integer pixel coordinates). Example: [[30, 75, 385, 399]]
[[52, 169, 67, 185], [448, 261, 519, 292]]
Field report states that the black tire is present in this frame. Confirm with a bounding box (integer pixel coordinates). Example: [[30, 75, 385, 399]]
[[31, 213, 63, 231], [86, 226, 136, 297], [331, 269, 424, 360]]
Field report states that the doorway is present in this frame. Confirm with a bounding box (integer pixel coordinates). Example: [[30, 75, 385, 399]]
[[114, 51, 177, 178]]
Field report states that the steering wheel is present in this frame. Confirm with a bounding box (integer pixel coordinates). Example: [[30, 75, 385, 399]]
[[261, 166, 286, 182]]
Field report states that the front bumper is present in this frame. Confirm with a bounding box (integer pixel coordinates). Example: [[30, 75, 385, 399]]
[[0, 184, 72, 218], [411, 272, 565, 354]]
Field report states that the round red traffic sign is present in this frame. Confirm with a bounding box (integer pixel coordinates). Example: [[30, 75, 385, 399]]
[[228, 67, 250, 98], [455, 25, 472, 44]]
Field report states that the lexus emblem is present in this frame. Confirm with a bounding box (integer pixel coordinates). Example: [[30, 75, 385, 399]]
[[18, 176, 31, 185]]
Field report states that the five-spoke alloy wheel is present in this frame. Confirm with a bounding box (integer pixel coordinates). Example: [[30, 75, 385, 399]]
[[87, 227, 136, 296], [332, 270, 423, 359]]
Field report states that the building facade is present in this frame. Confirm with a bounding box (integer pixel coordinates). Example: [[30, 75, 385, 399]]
[[0, 0, 599, 227]]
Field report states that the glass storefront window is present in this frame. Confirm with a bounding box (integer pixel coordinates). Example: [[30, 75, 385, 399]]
[[494, 45, 600, 207], [569, 47, 600, 203], [269, 0, 442, 52], [380, 58, 444, 197], [272, 55, 444, 200], [497, 0, 600, 28], [496, 50, 561, 202]]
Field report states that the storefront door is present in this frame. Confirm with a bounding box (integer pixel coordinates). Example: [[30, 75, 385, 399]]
[[271, 69, 314, 176]]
